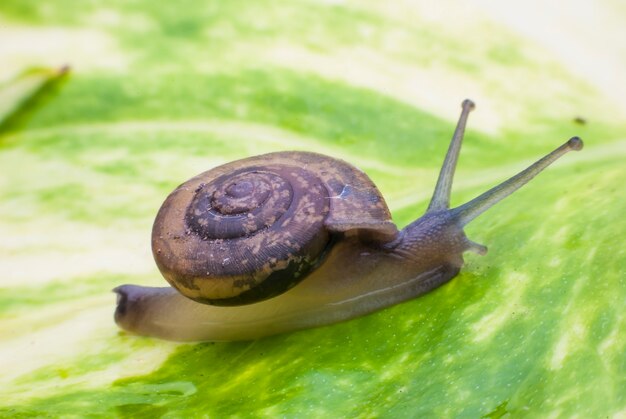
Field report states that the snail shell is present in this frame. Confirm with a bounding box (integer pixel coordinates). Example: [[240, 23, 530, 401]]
[[152, 152, 398, 306]]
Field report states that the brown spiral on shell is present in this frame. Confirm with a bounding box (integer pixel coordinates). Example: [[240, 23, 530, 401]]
[[152, 152, 398, 306]]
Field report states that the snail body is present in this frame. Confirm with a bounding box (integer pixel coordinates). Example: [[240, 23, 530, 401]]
[[114, 100, 583, 341]]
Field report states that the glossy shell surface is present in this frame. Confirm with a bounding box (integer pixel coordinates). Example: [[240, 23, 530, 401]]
[[152, 151, 397, 306]]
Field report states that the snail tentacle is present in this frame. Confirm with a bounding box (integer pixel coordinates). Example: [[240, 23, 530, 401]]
[[428, 99, 475, 212], [450, 137, 583, 227]]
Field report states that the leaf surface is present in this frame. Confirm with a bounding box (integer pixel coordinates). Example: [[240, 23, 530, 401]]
[[1, 1, 625, 417]]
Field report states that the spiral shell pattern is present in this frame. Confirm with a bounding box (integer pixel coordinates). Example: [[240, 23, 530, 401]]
[[152, 152, 396, 306]]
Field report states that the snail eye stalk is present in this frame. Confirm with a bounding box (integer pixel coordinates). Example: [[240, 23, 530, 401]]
[[450, 137, 583, 226], [427, 99, 475, 212]]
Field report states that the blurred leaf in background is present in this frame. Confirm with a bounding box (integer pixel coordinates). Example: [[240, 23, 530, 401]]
[[0, 0, 625, 417]]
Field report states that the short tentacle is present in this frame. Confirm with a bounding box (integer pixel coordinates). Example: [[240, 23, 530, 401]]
[[465, 238, 488, 255]]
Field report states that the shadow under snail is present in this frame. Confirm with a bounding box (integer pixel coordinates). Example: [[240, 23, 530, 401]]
[[114, 100, 583, 342]]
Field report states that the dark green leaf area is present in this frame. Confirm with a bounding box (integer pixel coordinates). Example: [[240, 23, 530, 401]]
[[9, 71, 487, 166]]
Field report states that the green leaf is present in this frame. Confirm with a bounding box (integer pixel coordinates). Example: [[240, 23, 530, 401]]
[[0, 66, 69, 134], [1, 1, 625, 417]]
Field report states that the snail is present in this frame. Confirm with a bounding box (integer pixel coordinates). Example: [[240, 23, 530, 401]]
[[113, 100, 583, 342]]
